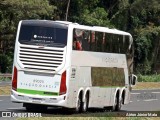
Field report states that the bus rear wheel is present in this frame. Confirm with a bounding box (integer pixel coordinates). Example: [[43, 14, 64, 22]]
[[116, 98, 122, 111], [112, 97, 117, 111], [112, 97, 122, 111], [75, 94, 83, 113], [82, 94, 89, 112]]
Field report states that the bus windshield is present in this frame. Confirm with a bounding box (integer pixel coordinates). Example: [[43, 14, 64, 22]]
[[18, 21, 68, 48]]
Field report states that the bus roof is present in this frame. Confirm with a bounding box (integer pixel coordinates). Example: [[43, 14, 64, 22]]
[[55, 20, 132, 37]]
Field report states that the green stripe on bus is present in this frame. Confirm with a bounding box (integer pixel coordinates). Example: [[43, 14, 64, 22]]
[[100, 86, 124, 88], [17, 88, 59, 96]]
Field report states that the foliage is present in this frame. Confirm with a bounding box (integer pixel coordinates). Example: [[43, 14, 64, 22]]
[[110, 0, 160, 74], [80, 7, 111, 27], [0, 54, 8, 73], [0, 0, 56, 73], [69, 0, 112, 27], [138, 74, 160, 82], [0, 54, 13, 73], [134, 26, 160, 74], [0, 0, 160, 75]]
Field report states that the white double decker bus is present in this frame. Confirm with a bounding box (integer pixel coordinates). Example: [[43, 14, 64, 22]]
[[11, 20, 137, 112]]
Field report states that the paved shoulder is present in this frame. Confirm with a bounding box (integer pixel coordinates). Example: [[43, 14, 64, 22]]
[[122, 89, 160, 111]]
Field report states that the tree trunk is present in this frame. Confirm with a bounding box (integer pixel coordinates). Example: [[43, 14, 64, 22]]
[[65, 0, 70, 21]]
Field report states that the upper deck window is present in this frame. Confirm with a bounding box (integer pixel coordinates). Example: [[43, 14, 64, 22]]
[[19, 21, 68, 48]]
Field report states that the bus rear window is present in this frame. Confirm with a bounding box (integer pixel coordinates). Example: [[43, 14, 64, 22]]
[[19, 22, 68, 47]]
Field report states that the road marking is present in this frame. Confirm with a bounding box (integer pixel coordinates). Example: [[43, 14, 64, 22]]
[[0, 95, 10, 96], [130, 101, 133, 103], [0, 100, 2, 101], [137, 100, 140, 102], [7, 108, 25, 110], [151, 92, 160, 94], [143, 99, 158, 102], [131, 93, 140, 95]]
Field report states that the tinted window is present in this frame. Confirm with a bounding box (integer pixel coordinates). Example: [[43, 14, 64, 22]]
[[19, 21, 68, 48], [72, 28, 132, 54]]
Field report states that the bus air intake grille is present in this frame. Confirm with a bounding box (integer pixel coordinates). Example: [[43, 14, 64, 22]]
[[19, 46, 65, 72]]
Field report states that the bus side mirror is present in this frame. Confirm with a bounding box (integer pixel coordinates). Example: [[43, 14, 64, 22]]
[[131, 74, 137, 86]]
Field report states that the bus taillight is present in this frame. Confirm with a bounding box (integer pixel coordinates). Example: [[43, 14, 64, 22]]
[[12, 66, 17, 91], [59, 71, 67, 95]]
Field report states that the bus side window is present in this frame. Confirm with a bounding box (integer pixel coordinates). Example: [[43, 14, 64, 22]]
[[82, 30, 90, 51], [73, 28, 83, 50], [73, 37, 82, 50]]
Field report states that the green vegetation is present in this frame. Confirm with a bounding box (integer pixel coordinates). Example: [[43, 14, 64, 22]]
[[0, 0, 160, 75], [0, 76, 10, 81], [138, 74, 160, 82]]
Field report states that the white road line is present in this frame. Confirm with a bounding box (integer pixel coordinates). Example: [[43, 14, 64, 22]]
[[0, 100, 2, 101], [151, 92, 160, 94], [137, 100, 140, 102], [131, 93, 140, 95], [143, 99, 158, 102], [0, 95, 10, 96], [7, 108, 25, 110], [130, 101, 133, 102]]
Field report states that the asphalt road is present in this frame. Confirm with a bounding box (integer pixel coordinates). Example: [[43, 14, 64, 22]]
[[0, 81, 11, 86], [0, 89, 160, 117], [122, 89, 160, 111]]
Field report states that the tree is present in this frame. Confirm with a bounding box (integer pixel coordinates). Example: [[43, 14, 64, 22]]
[[69, 0, 111, 27], [0, 0, 56, 73]]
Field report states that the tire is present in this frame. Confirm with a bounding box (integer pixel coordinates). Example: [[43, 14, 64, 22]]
[[75, 95, 82, 113], [82, 94, 89, 112], [116, 98, 122, 111], [112, 97, 117, 111]]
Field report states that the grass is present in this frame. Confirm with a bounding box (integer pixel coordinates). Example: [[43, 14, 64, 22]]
[[0, 76, 11, 81], [133, 82, 160, 90], [138, 74, 160, 82], [0, 85, 11, 95]]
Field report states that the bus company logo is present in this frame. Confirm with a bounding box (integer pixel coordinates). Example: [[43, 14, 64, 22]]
[[34, 35, 38, 38], [20, 82, 54, 89], [33, 34, 52, 39], [38, 46, 45, 48], [103, 57, 118, 63], [33, 79, 44, 84]]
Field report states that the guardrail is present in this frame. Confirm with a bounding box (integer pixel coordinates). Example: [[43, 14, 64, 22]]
[[0, 74, 12, 80]]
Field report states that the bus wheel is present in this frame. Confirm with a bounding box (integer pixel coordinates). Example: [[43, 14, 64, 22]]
[[112, 97, 117, 111], [82, 94, 89, 112], [75, 95, 82, 113], [116, 98, 122, 111]]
